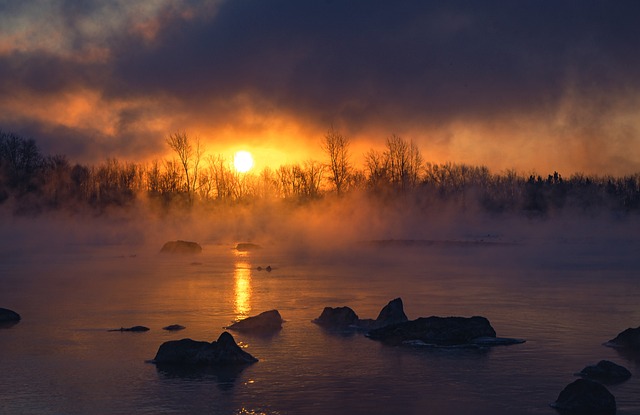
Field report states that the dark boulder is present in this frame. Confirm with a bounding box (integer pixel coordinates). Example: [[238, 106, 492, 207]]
[[366, 316, 497, 346], [151, 332, 258, 366], [314, 298, 409, 332], [0, 308, 21, 323], [357, 298, 409, 330], [604, 326, 640, 350], [371, 297, 409, 328], [313, 306, 359, 329], [235, 243, 261, 251], [550, 378, 616, 414], [576, 360, 631, 385], [163, 324, 186, 331], [160, 240, 202, 254], [109, 326, 150, 332], [226, 310, 283, 333]]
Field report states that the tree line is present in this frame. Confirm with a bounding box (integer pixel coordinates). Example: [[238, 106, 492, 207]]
[[1, 129, 638, 216]]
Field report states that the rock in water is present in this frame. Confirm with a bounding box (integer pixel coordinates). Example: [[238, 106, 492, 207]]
[[604, 326, 640, 350], [356, 298, 410, 330], [576, 360, 632, 384], [313, 306, 360, 329], [550, 379, 616, 414], [0, 308, 21, 323], [163, 324, 186, 331], [235, 243, 261, 251], [152, 332, 258, 365], [226, 310, 283, 333], [160, 240, 202, 254], [109, 326, 150, 332], [366, 316, 497, 346], [373, 297, 409, 328]]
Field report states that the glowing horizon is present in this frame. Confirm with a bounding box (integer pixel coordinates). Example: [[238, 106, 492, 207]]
[[1, 2, 639, 177]]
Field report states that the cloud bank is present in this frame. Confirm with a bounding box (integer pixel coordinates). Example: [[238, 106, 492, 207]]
[[1, 0, 639, 174]]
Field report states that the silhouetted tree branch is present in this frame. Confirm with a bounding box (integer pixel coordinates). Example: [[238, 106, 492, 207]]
[[322, 127, 351, 196]]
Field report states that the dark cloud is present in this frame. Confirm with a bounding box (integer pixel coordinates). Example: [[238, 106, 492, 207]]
[[1, 0, 639, 172], [108, 1, 640, 121]]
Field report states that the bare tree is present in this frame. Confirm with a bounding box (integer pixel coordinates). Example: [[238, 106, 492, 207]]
[[364, 148, 389, 190], [0, 131, 43, 188], [160, 159, 183, 195], [207, 154, 235, 201], [165, 132, 204, 203], [303, 159, 325, 198], [385, 134, 423, 191], [321, 127, 351, 195], [275, 161, 324, 199], [192, 137, 205, 198], [255, 167, 278, 199]]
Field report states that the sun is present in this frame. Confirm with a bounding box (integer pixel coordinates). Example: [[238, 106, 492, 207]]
[[233, 150, 254, 173]]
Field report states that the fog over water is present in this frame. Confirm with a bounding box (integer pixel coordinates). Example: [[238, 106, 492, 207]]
[[1, 200, 639, 414]]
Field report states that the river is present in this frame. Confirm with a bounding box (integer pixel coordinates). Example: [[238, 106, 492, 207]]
[[1, 215, 639, 414]]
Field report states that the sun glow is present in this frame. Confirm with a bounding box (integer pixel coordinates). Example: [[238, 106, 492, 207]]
[[234, 150, 254, 173]]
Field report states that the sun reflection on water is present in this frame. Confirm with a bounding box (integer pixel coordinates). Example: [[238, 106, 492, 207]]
[[233, 258, 253, 319]]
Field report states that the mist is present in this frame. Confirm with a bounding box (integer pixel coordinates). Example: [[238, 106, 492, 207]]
[[2, 188, 637, 267]]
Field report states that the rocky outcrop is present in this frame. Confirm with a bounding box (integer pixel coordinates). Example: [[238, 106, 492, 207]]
[[235, 243, 261, 251], [366, 316, 496, 346], [366, 315, 524, 347], [575, 360, 631, 385], [357, 298, 409, 330], [109, 326, 150, 332], [375, 298, 409, 326], [313, 298, 409, 331], [550, 379, 616, 414], [314, 301, 523, 347], [160, 240, 202, 254], [0, 308, 21, 323], [604, 326, 640, 350], [151, 332, 258, 366], [226, 310, 283, 333], [313, 306, 360, 329], [163, 324, 186, 331]]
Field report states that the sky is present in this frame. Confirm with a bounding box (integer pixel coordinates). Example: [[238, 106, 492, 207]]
[[1, 0, 639, 175]]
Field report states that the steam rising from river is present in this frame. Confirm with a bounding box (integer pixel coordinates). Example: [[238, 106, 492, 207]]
[[1, 193, 637, 267]]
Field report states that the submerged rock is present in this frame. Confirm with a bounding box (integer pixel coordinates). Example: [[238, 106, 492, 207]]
[[0, 308, 21, 323], [163, 324, 186, 331], [550, 378, 616, 414], [235, 243, 261, 251], [604, 326, 640, 351], [109, 326, 150, 332], [575, 360, 631, 384], [151, 332, 258, 366], [366, 316, 498, 346], [469, 336, 526, 346], [226, 310, 283, 333], [313, 306, 360, 329], [160, 240, 202, 254]]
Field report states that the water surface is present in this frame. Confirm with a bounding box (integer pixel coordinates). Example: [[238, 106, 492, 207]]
[[1, 226, 639, 414]]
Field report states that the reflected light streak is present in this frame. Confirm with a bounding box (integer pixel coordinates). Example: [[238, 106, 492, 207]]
[[233, 260, 253, 319]]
